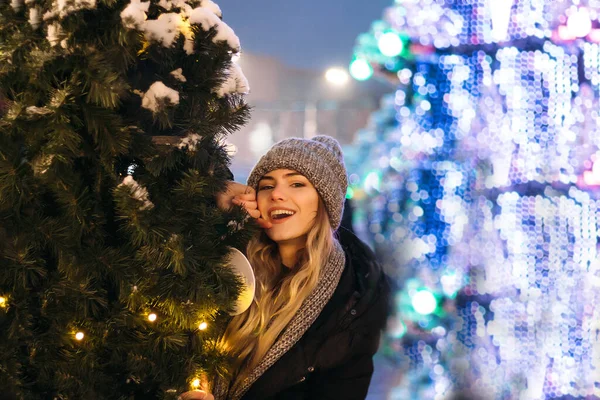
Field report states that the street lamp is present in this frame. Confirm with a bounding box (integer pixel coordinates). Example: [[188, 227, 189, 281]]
[[325, 67, 350, 87]]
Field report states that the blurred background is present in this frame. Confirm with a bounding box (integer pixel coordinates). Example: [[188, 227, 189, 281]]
[[217, 0, 393, 178], [221, 1, 600, 399]]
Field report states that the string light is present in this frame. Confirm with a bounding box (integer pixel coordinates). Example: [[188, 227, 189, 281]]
[[0, 296, 6, 308], [147, 313, 157, 322], [191, 378, 201, 389], [198, 322, 208, 331], [411, 290, 437, 315], [75, 332, 84, 341]]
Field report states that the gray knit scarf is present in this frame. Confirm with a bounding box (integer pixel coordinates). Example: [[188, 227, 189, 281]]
[[213, 241, 346, 400]]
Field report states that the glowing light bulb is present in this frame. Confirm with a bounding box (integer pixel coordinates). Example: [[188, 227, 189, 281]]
[[75, 332, 85, 341], [567, 8, 592, 38], [325, 67, 349, 86], [148, 313, 157, 322], [191, 378, 201, 389], [411, 290, 437, 315], [378, 31, 404, 57], [0, 296, 6, 308], [198, 322, 208, 330], [349, 59, 373, 81]]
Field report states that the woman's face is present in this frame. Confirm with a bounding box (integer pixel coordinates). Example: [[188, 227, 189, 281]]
[[256, 169, 319, 246]]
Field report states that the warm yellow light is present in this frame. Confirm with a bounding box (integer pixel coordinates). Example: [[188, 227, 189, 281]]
[[191, 378, 201, 389], [179, 18, 192, 37], [179, 17, 194, 53], [198, 322, 208, 331], [0, 296, 6, 308], [75, 332, 84, 341], [148, 313, 157, 322]]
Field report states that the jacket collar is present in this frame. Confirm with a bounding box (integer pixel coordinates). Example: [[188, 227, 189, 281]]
[[227, 241, 346, 400]]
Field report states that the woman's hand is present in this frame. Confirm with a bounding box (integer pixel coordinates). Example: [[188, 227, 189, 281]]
[[216, 181, 272, 229], [178, 390, 214, 400]]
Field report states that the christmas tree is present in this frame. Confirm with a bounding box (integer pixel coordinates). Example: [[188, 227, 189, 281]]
[[0, 0, 253, 398], [348, 0, 600, 398]]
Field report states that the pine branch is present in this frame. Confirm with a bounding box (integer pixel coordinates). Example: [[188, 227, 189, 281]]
[[1, 0, 250, 396]]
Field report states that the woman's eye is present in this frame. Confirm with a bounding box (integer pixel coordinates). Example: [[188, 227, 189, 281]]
[[291, 182, 305, 188], [258, 185, 273, 191]]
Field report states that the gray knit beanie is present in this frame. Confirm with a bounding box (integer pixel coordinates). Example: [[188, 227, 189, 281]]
[[247, 135, 348, 230]]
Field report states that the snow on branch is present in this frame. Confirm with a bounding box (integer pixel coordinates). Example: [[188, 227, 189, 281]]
[[118, 176, 154, 210], [43, 0, 97, 20], [120, 0, 240, 54], [170, 68, 187, 82], [157, 0, 172, 10], [141, 81, 180, 113], [46, 22, 67, 48], [200, 0, 221, 18], [10, 0, 23, 11], [120, 0, 150, 29], [143, 13, 183, 47], [177, 133, 201, 150], [188, 7, 240, 52], [215, 61, 249, 98], [29, 7, 41, 29]]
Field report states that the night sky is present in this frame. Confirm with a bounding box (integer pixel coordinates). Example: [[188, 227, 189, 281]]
[[216, 0, 392, 71]]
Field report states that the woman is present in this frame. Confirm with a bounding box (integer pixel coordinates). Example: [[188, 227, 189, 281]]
[[182, 135, 390, 400]]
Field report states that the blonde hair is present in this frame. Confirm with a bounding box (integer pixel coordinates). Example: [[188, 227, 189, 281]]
[[222, 198, 335, 384]]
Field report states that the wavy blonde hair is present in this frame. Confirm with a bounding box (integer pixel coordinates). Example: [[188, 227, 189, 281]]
[[222, 198, 335, 384]]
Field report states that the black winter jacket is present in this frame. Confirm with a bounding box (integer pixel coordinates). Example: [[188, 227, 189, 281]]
[[240, 228, 391, 400]]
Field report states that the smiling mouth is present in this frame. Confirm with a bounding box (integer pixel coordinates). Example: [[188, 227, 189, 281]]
[[270, 210, 296, 221], [272, 214, 293, 221]]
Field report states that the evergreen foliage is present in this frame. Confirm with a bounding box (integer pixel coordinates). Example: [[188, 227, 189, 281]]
[[0, 0, 253, 397]]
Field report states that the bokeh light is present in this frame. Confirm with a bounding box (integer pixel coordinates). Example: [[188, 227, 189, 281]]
[[378, 31, 404, 57], [349, 58, 374, 81]]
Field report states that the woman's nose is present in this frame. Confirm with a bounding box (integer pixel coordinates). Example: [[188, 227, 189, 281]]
[[270, 184, 287, 201]]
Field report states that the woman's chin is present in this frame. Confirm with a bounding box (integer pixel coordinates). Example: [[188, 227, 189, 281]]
[[268, 231, 308, 246], [267, 232, 294, 243]]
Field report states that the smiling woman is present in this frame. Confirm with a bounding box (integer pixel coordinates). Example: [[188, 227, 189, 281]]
[[183, 135, 390, 400], [255, 170, 320, 266]]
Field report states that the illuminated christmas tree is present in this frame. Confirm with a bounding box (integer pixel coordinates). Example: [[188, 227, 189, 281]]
[[348, 0, 600, 398], [0, 0, 253, 398]]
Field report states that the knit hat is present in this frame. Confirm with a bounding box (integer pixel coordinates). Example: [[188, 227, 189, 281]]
[[247, 135, 348, 230]]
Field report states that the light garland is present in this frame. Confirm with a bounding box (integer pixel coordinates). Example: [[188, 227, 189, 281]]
[[347, 0, 600, 398]]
